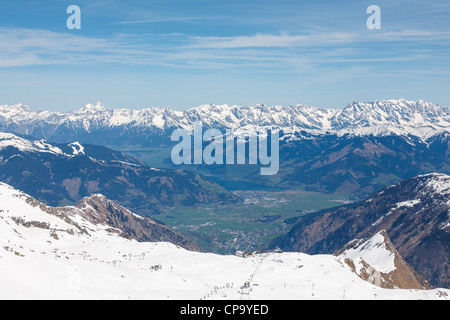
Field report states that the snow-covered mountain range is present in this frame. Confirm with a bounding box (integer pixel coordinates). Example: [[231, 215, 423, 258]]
[[0, 99, 449, 142], [1, 182, 447, 300]]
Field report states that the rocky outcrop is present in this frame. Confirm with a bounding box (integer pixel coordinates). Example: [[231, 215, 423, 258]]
[[337, 231, 431, 290], [2, 182, 202, 252], [75, 194, 203, 251], [271, 174, 450, 288]]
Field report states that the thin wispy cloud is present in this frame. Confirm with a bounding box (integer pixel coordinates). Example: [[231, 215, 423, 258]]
[[187, 33, 359, 49], [0, 27, 448, 71], [187, 30, 450, 49], [115, 17, 229, 25], [0, 27, 152, 67], [0, 0, 449, 109]]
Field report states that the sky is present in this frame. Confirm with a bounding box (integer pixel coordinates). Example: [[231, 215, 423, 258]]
[[0, 0, 449, 111]]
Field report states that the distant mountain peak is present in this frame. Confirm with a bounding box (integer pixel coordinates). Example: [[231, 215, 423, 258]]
[[0, 99, 449, 140], [79, 102, 107, 113], [0, 103, 32, 116]]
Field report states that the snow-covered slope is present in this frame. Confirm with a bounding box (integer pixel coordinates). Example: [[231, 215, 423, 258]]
[[0, 182, 448, 300], [338, 231, 430, 290], [0, 99, 448, 141], [0, 132, 64, 155], [0, 181, 201, 250], [0, 132, 140, 163], [342, 231, 397, 275], [272, 173, 450, 288]]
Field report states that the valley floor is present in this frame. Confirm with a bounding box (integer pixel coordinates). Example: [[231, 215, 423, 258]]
[[157, 189, 353, 254]]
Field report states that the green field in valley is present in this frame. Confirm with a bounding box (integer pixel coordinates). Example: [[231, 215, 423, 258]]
[[113, 144, 354, 254], [156, 189, 353, 254]]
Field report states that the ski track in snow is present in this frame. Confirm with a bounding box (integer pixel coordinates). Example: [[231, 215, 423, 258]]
[[0, 180, 448, 300]]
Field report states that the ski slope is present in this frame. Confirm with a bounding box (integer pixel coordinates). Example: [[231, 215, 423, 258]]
[[0, 182, 448, 300]]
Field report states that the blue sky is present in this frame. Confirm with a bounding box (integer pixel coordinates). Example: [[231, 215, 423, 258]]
[[0, 0, 449, 111]]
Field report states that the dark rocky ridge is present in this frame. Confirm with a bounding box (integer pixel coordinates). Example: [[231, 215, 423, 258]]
[[271, 174, 450, 288], [3, 182, 202, 251], [0, 133, 240, 216], [75, 194, 203, 251]]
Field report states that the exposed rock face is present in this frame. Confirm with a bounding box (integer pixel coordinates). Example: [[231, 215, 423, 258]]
[[271, 174, 450, 288], [1, 182, 202, 251], [75, 194, 202, 251], [337, 231, 431, 290]]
